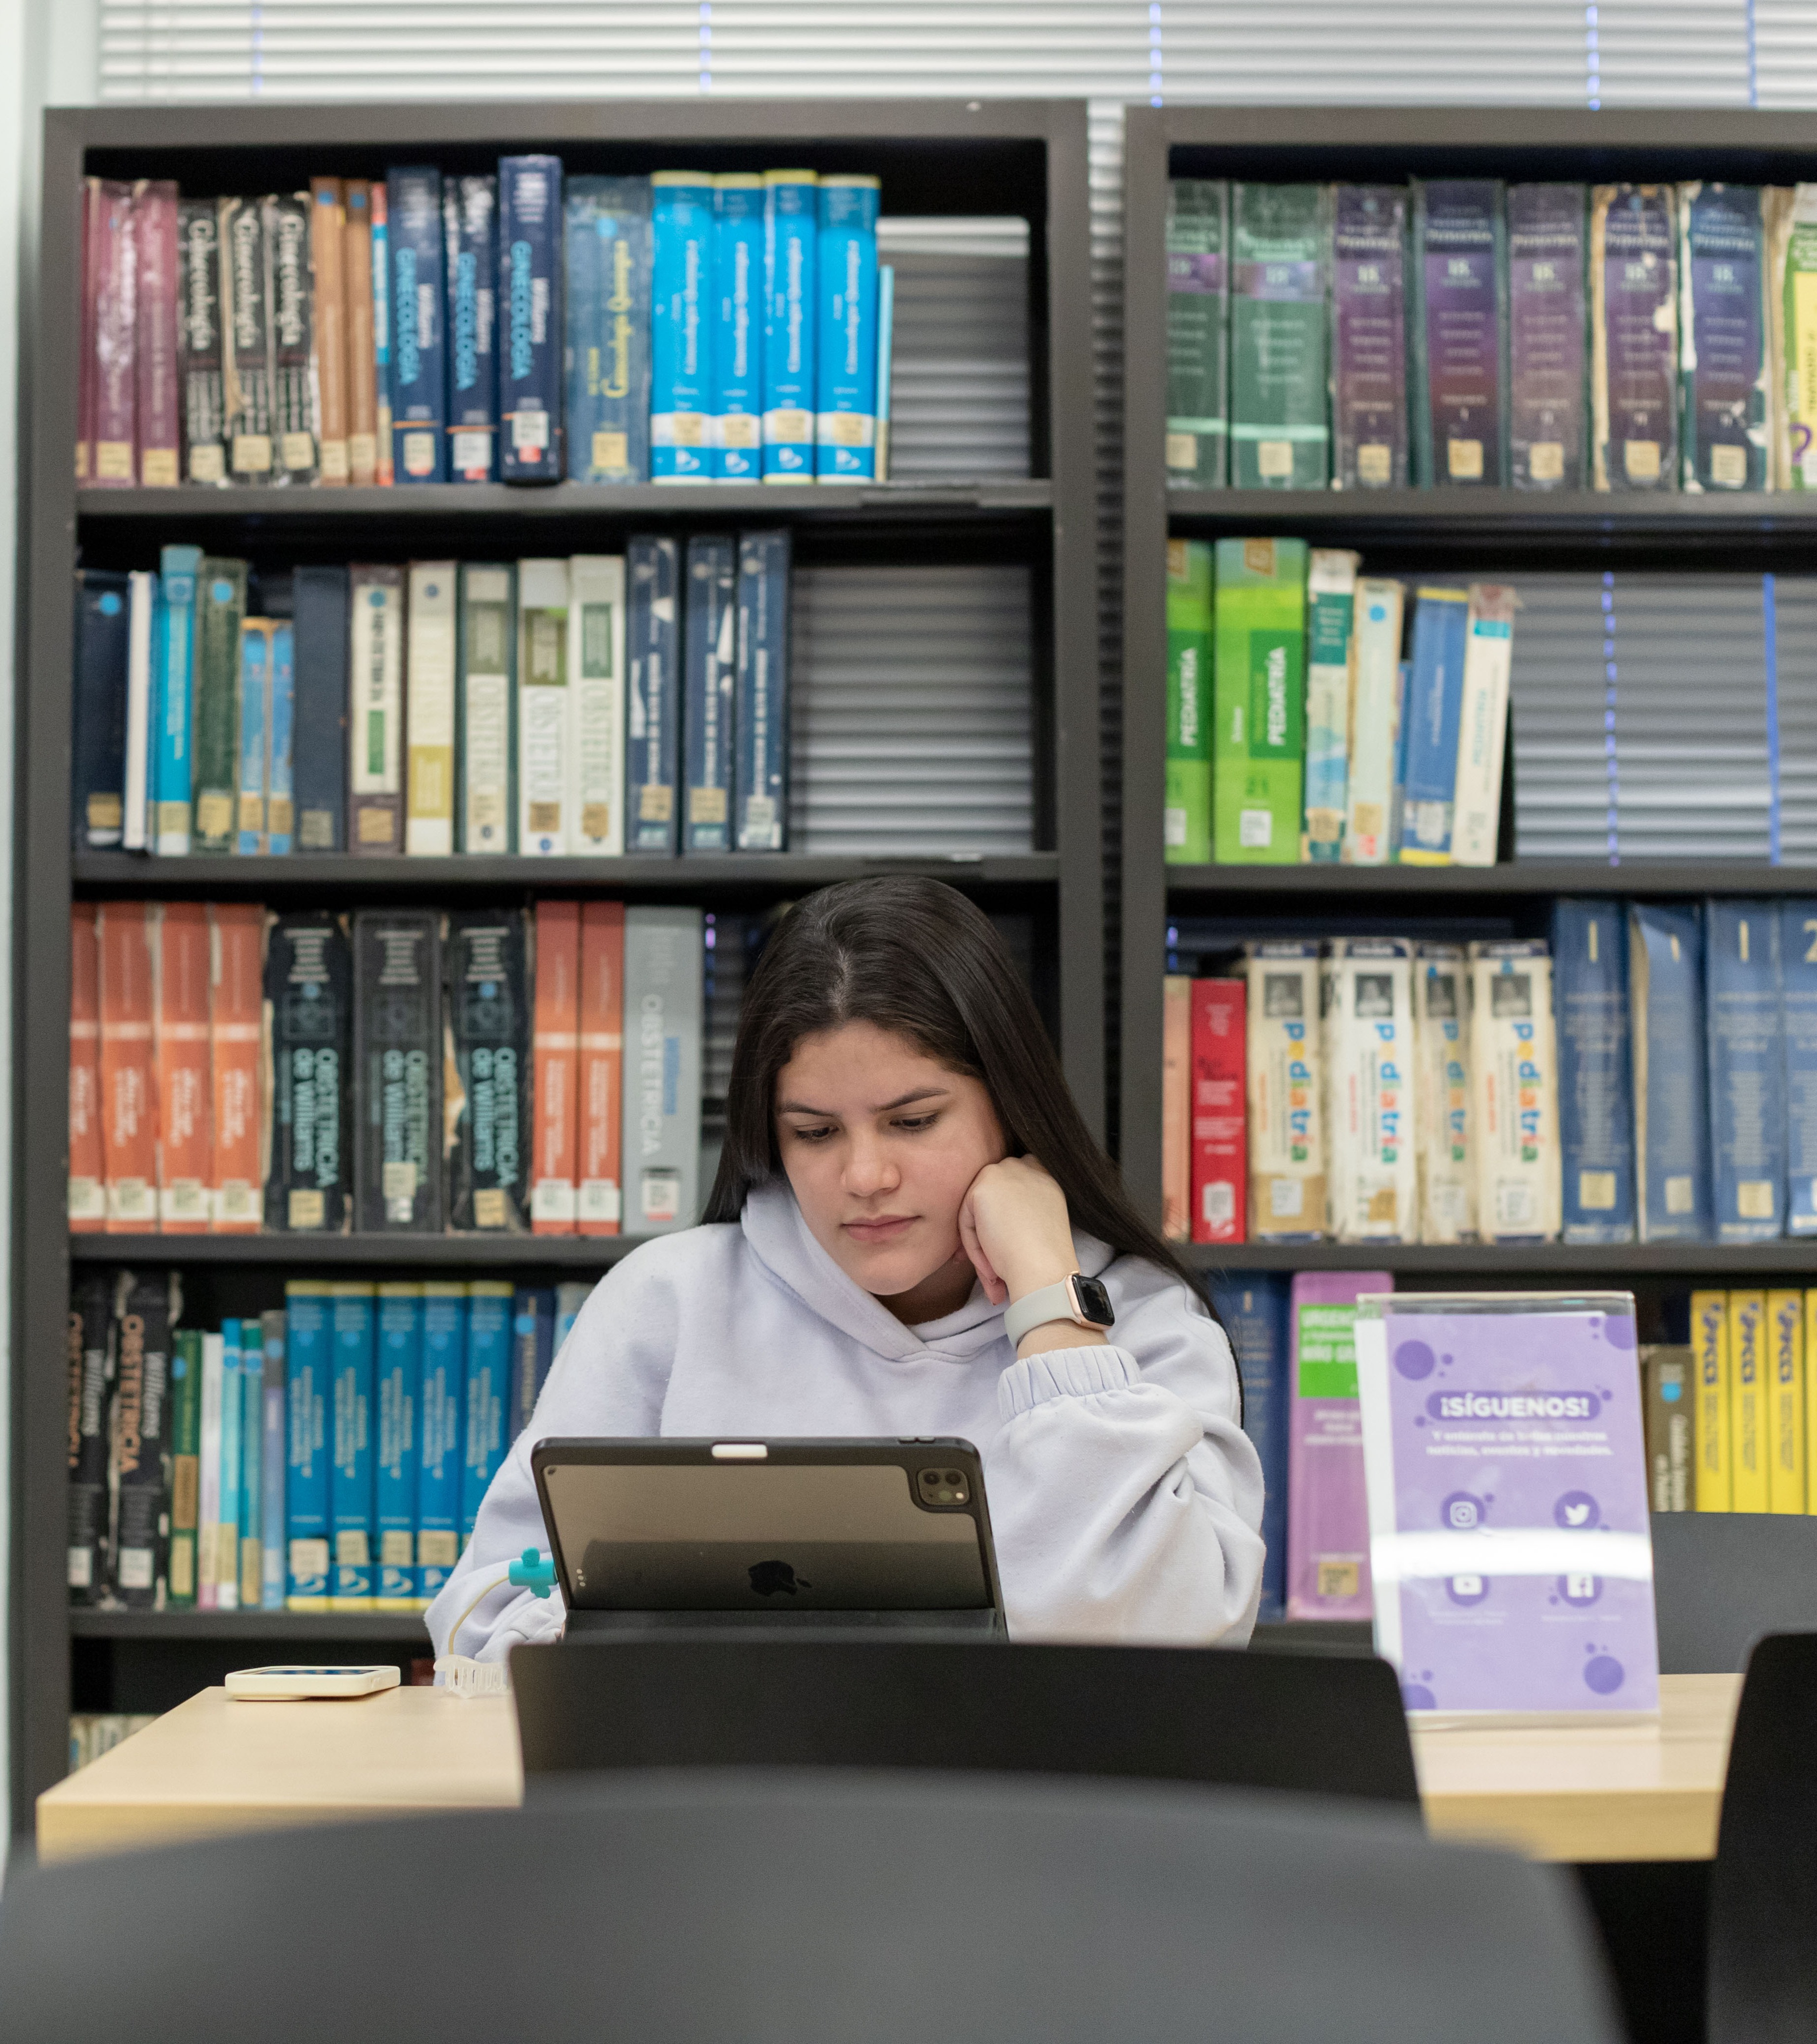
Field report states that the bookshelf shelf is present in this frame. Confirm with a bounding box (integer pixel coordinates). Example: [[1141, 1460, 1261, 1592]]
[[69, 1232, 640, 1268], [1162, 861, 1817, 901], [1159, 486, 1817, 537], [1185, 1240, 1817, 1276], [69, 1609, 431, 1642]]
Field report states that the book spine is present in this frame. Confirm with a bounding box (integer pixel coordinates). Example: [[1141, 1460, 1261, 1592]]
[[1397, 586, 1471, 865], [1468, 939, 1561, 1243], [375, 1283, 423, 1606], [111, 1272, 172, 1608], [734, 529, 790, 850], [499, 156, 564, 482], [329, 1284, 375, 1607], [1302, 549, 1360, 861], [762, 171, 818, 481], [167, 1327, 201, 1608], [1508, 183, 1588, 489], [563, 176, 651, 484], [510, 1287, 552, 1439], [1415, 944, 1475, 1242], [309, 179, 349, 484], [197, 1331, 222, 1607], [215, 1323, 241, 1605], [1642, 1345, 1695, 1511], [815, 174, 879, 481], [1692, 1288, 1732, 1509], [1705, 898, 1785, 1240], [570, 554, 627, 854], [1782, 900, 1817, 1232], [386, 169, 446, 484], [209, 901, 263, 1230], [713, 173, 765, 481], [457, 563, 517, 854], [1286, 1273, 1389, 1620], [98, 901, 158, 1231], [237, 1322, 263, 1606], [344, 181, 378, 484], [444, 175, 499, 483], [875, 263, 895, 481], [1161, 975, 1190, 1239], [268, 619, 295, 854], [91, 182, 137, 486], [264, 192, 317, 483], [77, 179, 99, 482], [1782, 188, 1817, 489], [1412, 181, 1508, 485], [69, 906, 106, 1230], [1449, 582, 1516, 867], [177, 200, 225, 484], [1629, 904, 1712, 1240], [516, 557, 572, 854], [1164, 178, 1229, 489], [123, 569, 155, 851], [1323, 938, 1418, 1241], [1212, 535, 1307, 863], [1229, 182, 1329, 489], [1210, 1278, 1288, 1616], [1344, 580, 1405, 866], [650, 171, 715, 483], [1163, 539, 1213, 865], [264, 912, 353, 1234], [1768, 187, 1794, 490], [626, 536, 681, 852], [259, 1310, 286, 1607], [353, 908, 443, 1232], [72, 570, 131, 851], [192, 556, 248, 854], [66, 1273, 114, 1601], [152, 544, 201, 854], [445, 908, 530, 1231], [283, 1281, 331, 1606], [404, 561, 457, 854], [684, 536, 736, 850], [556, 1281, 589, 1351], [1190, 978, 1247, 1244], [134, 181, 180, 485], [461, 1281, 513, 1536], [622, 906, 702, 1233], [234, 619, 270, 852], [1592, 185, 1679, 490], [219, 196, 273, 482], [417, 1283, 466, 1601], [531, 899, 581, 1232], [348, 563, 405, 854], [1731, 1289, 1770, 1511], [1242, 941, 1325, 1239], [370, 182, 393, 485], [1330, 184, 1408, 490], [291, 566, 348, 852], [1768, 1290, 1805, 1512], [579, 899, 626, 1235], [1678, 182, 1770, 491], [153, 900, 212, 1231], [1551, 901, 1635, 1244]]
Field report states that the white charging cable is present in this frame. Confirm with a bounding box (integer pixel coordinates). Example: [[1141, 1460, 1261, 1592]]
[[433, 1548, 557, 1699]]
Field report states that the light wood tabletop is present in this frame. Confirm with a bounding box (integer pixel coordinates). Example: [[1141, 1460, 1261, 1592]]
[[37, 1671, 1741, 1867]]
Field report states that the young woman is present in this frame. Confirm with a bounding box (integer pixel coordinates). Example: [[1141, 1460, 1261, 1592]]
[[429, 877, 1263, 1659]]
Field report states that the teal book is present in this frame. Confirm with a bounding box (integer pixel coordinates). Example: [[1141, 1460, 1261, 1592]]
[[152, 544, 202, 854], [259, 1309, 286, 1609], [237, 1320, 263, 1609], [1229, 184, 1329, 489], [1165, 179, 1229, 489], [375, 1283, 423, 1607], [461, 1281, 513, 1537], [330, 1283, 376, 1605], [284, 1281, 331, 1607], [217, 1319, 243, 1610], [417, 1282, 467, 1600], [234, 621, 268, 853]]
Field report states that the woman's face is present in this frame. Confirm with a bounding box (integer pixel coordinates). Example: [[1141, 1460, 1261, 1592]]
[[775, 1020, 1006, 1303]]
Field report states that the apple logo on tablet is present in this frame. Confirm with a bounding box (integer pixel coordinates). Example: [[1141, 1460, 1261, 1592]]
[[749, 1560, 812, 1597]]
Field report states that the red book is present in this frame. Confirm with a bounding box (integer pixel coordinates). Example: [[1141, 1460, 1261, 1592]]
[[209, 904, 264, 1232], [1190, 978, 1247, 1246], [69, 905, 105, 1230], [98, 901, 157, 1231], [578, 901, 625, 1237], [77, 179, 103, 483], [153, 902, 212, 1233], [90, 181, 137, 487], [530, 900, 580, 1234], [133, 180, 181, 487]]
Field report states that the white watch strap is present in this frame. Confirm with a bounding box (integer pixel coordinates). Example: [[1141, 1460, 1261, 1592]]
[[1004, 1278, 1079, 1348]]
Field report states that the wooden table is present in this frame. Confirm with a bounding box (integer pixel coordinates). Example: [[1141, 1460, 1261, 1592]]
[[36, 1672, 1740, 1867]]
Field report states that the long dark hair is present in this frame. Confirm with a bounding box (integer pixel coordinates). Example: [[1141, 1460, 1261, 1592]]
[[704, 877, 1211, 1310]]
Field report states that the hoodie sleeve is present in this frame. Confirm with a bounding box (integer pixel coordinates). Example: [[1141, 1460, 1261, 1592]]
[[984, 1261, 1265, 1647]]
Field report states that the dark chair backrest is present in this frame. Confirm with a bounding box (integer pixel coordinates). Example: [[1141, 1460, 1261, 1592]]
[[510, 1634, 1422, 1805], [1650, 1513, 1817, 1673], [0, 1773, 1621, 2044], [1707, 1629, 1817, 2044]]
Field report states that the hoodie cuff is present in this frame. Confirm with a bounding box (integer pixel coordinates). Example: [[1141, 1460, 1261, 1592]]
[[997, 1344, 1142, 1418]]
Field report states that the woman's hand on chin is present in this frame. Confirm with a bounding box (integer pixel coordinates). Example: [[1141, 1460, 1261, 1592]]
[[956, 1154, 1080, 1307]]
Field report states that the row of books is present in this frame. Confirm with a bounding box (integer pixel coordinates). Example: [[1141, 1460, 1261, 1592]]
[[68, 1271, 595, 1611], [80, 164, 889, 490], [1167, 179, 1817, 495], [68, 1717, 157, 1774], [72, 537, 789, 859], [70, 899, 703, 1238], [1653, 1292, 1817, 1513], [1165, 538, 1514, 867]]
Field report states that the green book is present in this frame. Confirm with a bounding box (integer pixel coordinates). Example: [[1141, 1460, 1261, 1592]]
[[1229, 185, 1330, 489], [167, 1328, 202, 1610], [1165, 538, 1213, 862], [1165, 180, 1229, 489], [1213, 536, 1308, 864], [192, 557, 249, 853]]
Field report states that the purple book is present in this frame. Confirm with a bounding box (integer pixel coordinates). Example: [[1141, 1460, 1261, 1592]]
[[1356, 1293, 1659, 1717], [1508, 184, 1587, 491], [1331, 185, 1407, 490], [1593, 185, 1678, 491], [1285, 1270, 1391, 1622], [1412, 181, 1507, 486]]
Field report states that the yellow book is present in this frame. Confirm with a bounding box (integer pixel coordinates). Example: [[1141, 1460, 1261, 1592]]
[[1692, 1290, 1731, 1510], [1806, 1292, 1817, 1516], [1730, 1291, 1770, 1512], [1769, 1291, 1806, 1513]]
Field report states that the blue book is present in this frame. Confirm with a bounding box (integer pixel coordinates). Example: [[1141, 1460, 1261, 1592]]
[[555, 1280, 589, 1359], [627, 536, 681, 852], [564, 176, 651, 484], [650, 171, 715, 483], [72, 570, 130, 850], [734, 529, 790, 850], [1389, 657, 1413, 857], [418, 1282, 467, 1601], [511, 1286, 556, 1441], [234, 622, 268, 854], [1680, 184, 1768, 493], [386, 168, 447, 484], [1552, 900, 1636, 1243], [762, 170, 817, 481], [876, 262, 895, 478], [499, 155, 564, 483], [375, 1282, 423, 1607], [284, 1282, 331, 1607], [371, 188, 392, 482], [1398, 587, 1470, 865], [330, 1282, 376, 1606], [218, 1320, 243, 1610], [713, 173, 765, 481], [1705, 899, 1785, 1241], [267, 620, 295, 855], [443, 174, 499, 483], [683, 536, 736, 851], [238, 1321, 263, 1608], [1629, 904, 1712, 1242], [1784, 903, 1817, 1234], [1208, 1274, 1289, 1622], [291, 566, 347, 852], [815, 174, 880, 481], [153, 544, 202, 856], [462, 1280, 513, 1537], [259, 1309, 286, 1609]]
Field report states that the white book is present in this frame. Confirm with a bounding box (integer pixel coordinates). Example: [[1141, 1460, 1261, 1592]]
[[1468, 939, 1562, 1243], [1302, 548, 1359, 860], [1450, 583, 1517, 868], [1242, 940, 1326, 1241], [1415, 943, 1475, 1243], [517, 557, 572, 856], [1322, 937, 1418, 1242], [459, 565, 515, 854], [123, 570, 156, 852], [568, 555, 626, 856], [403, 561, 457, 856], [1343, 578, 1405, 866], [197, 1332, 224, 1611]]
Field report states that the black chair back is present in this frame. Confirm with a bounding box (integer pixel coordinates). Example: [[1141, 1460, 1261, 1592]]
[[1651, 1513, 1817, 1673]]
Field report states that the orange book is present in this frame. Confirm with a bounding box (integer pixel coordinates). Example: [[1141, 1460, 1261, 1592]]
[[69, 905, 106, 1230], [153, 902, 212, 1232], [531, 900, 580, 1233], [344, 181, 378, 485], [308, 178, 349, 484], [578, 901, 626, 1236], [98, 902, 157, 1231], [210, 903, 265, 1231], [1161, 976, 1191, 1242]]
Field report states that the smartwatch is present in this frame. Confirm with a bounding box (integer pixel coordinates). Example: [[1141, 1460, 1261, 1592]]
[[1003, 1272, 1117, 1349]]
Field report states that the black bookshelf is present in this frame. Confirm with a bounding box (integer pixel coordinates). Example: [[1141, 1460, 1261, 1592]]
[[15, 98, 1101, 1831]]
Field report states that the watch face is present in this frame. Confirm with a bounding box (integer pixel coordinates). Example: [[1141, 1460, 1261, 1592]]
[[1071, 1275, 1115, 1329]]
